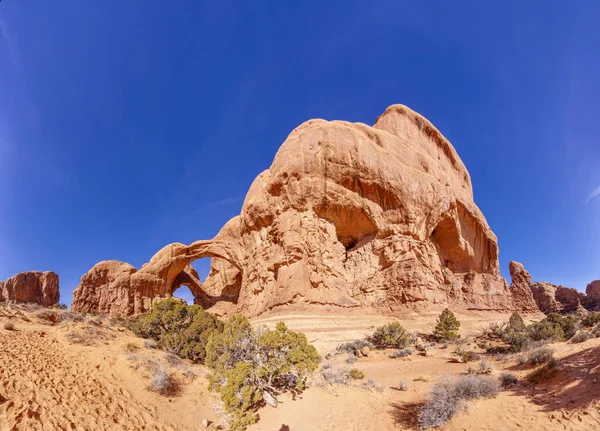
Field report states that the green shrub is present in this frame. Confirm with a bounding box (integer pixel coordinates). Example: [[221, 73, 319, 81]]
[[129, 298, 222, 363], [547, 313, 578, 340], [508, 312, 526, 332], [433, 309, 460, 340], [128, 300, 320, 431], [367, 322, 409, 349], [527, 319, 564, 342], [502, 327, 531, 352], [581, 312, 600, 328], [207, 318, 320, 431], [349, 368, 364, 380]]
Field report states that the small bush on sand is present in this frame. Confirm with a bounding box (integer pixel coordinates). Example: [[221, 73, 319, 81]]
[[499, 373, 518, 387], [52, 303, 68, 310], [150, 369, 178, 395], [321, 363, 350, 385], [486, 345, 511, 355], [390, 347, 413, 358], [477, 359, 493, 374], [398, 380, 408, 391], [433, 309, 461, 340], [165, 352, 182, 366], [367, 322, 409, 349], [144, 339, 158, 349], [34, 310, 61, 325], [570, 331, 592, 343], [3, 322, 15, 330], [349, 368, 364, 380], [346, 352, 358, 364], [125, 342, 140, 352], [526, 347, 554, 365], [481, 322, 507, 340], [337, 339, 372, 354], [508, 312, 527, 332], [460, 350, 480, 363], [361, 377, 385, 393], [418, 375, 500, 429]]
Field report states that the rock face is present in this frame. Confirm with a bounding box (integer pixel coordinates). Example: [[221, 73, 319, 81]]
[[72, 105, 539, 317], [583, 280, 600, 310], [508, 262, 539, 312], [0, 271, 60, 306], [530, 281, 586, 314]]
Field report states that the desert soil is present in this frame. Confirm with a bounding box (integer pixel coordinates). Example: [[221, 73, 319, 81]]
[[1, 305, 599, 431]]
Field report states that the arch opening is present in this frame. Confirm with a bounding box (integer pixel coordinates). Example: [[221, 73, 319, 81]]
[[172, 285, 195, 305]]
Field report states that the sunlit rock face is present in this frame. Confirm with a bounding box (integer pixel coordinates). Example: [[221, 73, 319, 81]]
[[73, 105, 536, 317], [0, 271, 59, 307]]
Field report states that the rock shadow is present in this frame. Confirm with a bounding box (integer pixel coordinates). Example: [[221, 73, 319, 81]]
[[509, 345, 600, 413], [389, 401, 422, 430]]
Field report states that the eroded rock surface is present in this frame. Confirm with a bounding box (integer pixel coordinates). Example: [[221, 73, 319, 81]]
[[0, 271, 60, 306], [508, 262, 539, 312], [530, 281, 586, 314], [72, 105, 540, 317]]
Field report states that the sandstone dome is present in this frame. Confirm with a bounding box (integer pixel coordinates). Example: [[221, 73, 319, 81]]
[[72, 105, 534, 317]]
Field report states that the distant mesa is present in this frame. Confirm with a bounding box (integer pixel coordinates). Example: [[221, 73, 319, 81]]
[[0, 271, 60, 307], [73, 105, 544, 317]]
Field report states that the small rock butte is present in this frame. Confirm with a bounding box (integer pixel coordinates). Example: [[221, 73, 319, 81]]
[[0, 271, 60, 307]]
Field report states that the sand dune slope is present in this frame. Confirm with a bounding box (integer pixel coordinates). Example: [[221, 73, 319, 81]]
[[0, 328, 175, 431]]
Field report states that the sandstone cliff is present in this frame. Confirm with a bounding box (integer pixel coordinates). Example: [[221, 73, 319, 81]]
[[0, 271, 60, 307], [72, 105, 538, 317]]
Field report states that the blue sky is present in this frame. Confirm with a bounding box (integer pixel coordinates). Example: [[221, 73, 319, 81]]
[[1, 1, 598, 306]]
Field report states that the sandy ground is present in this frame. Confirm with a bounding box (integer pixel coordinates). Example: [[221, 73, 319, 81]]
[[1, 305, 599, 431]]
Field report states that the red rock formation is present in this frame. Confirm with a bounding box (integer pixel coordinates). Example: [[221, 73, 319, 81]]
[[0, 271, 60, 306], [508, 262, 538, 312], [530, 281, 585, 314], [72, 105, 539, 317], [582, 280, 600, 310]]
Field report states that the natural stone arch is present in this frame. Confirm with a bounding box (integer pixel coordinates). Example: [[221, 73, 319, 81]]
[[72, 239, 244, 317]]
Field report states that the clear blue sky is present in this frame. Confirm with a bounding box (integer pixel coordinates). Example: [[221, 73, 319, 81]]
[[1, 1, 598, 306]]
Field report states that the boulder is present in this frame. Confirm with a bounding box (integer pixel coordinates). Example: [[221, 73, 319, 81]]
[[72, 105, 540, 317], [0, 271, 59, 307], [361, 346, 370, 357]]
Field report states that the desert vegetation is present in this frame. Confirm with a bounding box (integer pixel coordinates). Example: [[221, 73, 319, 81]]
[[433, 308, 461, 340], [418, 374, 500, 429], [125, 299, 321, 430]]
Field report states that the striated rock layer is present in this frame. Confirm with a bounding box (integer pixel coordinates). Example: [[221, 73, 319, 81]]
[[0, 271, 60, 307], [72, 105, 538, 317]]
